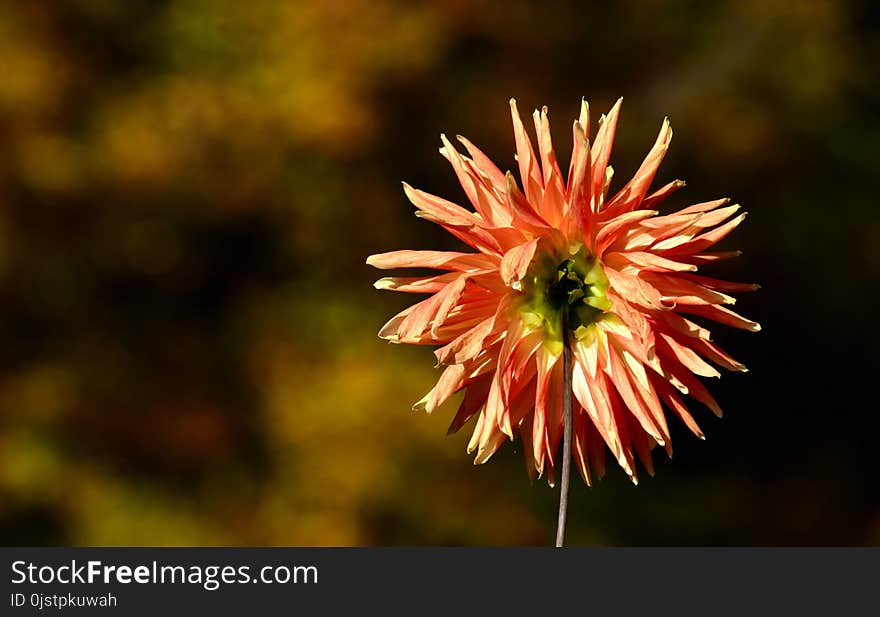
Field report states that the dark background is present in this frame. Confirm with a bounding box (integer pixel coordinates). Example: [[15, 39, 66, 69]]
[[0, 0, 876, 545]]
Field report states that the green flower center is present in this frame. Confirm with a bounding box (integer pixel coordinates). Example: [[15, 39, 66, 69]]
[[518, 248, 611, 343]]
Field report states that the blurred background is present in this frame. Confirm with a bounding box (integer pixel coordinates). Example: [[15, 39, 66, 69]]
[[0, 0, 877, 546]]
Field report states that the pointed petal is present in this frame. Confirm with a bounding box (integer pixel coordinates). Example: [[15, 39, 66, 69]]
[[605, 250, 699, 274], [447, 373, 492, 434], [677, 304, 761, 332], [533, 106, 563, 188], [667, 212, 747, 255], [413, 363, 466, 414], [366, 250, 497, 271], [572, 406, 592, 486], [568, 99, 591, 189], [430, 275, 469, 337], [533, 344, 561, 474], [591, 98, 622, 207], [571, 345, 631, 476], [605, 343, 668, 446], [456, 135, 506, 191], [567, 121, 593, 241], [604, 117, 672, 214], [440, 134, 508, 226], [657, 332, 721, 379], [641, 179, 686, 210], [510, 99, 544, 207], [654, 376, 704, 439], [373, 272, 459, 293]]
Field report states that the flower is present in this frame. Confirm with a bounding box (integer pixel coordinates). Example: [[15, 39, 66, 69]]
[[368, 99, 759, 486]]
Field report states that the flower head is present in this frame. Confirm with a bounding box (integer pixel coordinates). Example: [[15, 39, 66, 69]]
[[368, 99, 759, 486]]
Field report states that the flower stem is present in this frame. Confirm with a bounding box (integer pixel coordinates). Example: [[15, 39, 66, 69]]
[[555, 327, 573, 547]]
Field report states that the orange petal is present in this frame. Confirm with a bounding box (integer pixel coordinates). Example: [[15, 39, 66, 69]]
[[509, 99, 544, 208], [590, 98, 622, 207], [366, 249, 497, 271], [456, 135, 506, 192], [605, 250, 698, 274], [500, 238, 540, 286], [641, 179, 686, 210], [413, 363, 467, 414], [667, 212, 747, 255], [604, 117, 672, 214], [657, 332, 721, 379], [374, 272, 459, 294], [566, 121, 593, 242], [595, 209, 657, 256], [532, 344, 561, 474], [677, 304, 761, 332], [447, 373, 492, 435]]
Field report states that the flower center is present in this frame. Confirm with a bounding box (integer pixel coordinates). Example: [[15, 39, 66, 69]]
[[518, 248, 612, 342]]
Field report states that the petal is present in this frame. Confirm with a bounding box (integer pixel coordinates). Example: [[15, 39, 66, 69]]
[[604, 250, 699, 274], [519, 413, 538, 481], [591, 97, 622, 207], [571, 344, 632, 476], [656, 332, 721, 379], [373, 272, 459, 293], [659, 356, 724, 417], [595, 209, 658, 256], [605, 342, 668, 447], [572, 406, 594, 486], [447, 372, 493, 435], [404, 183, 503, 254], [455, 135, 507, 192], [604, 117, 672, 214], [676, 197, 732, 215], [641, 272, 736, 305], [366, 249, 497, 271], [413, 363, 467, 414], [439, 134, 509, 227], [676, 272, 760, 293], [430, 275, 469, 337], [504, 172, 554, 234], [500, 238, 540, 286], [403, 182, 477, 225], [533, 106, 564, 188], [605, 267, 665, 310], [691, 338, 748, 372], [653, 376, 704, 439], [566, 120, 593, 242], [567, 99, 591, 191], [434, 301, 506, 365], [679, 250, 742, 265], [666, 212, 747, 255], [539, 163, 566, 228], [510, 98, 544, 208], [532, 344, 561, 475], [641, 179, 686, 210], [677, 304, 761, 332]]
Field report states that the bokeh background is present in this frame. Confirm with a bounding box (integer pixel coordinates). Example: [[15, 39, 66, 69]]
[[0, 0, 877, 546]]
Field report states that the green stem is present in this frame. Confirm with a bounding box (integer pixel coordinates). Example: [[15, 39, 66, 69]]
[[555, 326, 573, 547]]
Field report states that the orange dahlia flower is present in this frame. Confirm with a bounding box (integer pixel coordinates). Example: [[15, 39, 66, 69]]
[[368, 99, 759, 487]]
